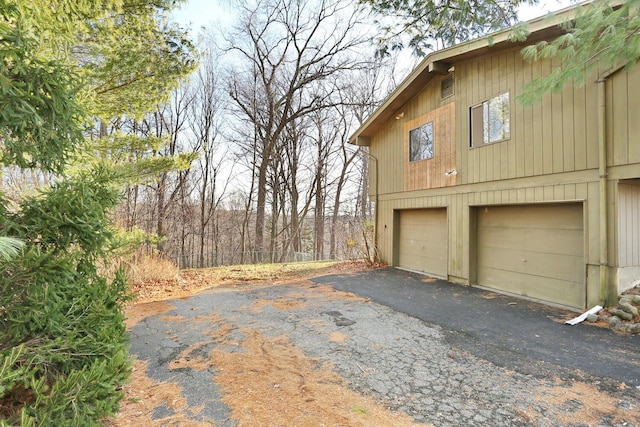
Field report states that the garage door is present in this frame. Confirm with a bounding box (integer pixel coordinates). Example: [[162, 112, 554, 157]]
[[397, 209, 448, 278], [476, 204, 585, 309]]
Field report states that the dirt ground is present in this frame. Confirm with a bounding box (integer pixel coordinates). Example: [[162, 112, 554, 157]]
[[110, 260, 428, 426]]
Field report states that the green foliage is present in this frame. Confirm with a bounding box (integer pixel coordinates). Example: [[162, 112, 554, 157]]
[[0, 0, 196, 423], [111, 226, 165, 257], [518, 0, 640, 103], [83, 0, 197, 118], [0, 237, 23, 260], [10, 168, 119, 256], [0, 2, 84, 173], [0, 169, 132, 425], [360, 0, 536, 55], [79, 133, 198, 185]]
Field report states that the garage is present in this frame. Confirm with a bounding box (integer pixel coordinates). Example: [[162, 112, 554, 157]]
[[476, 203, 585, 310], [397, 208, 448, 278]]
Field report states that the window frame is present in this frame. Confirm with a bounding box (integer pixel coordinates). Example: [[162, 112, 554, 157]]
[[470, 91, 511, 148], [409, 121, 435, 162]]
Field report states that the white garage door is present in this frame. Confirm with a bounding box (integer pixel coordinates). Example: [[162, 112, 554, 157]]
[[476, 204, 585, 309], [397, 209, 448, 278]]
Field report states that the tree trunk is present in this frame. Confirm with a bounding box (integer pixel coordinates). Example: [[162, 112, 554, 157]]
[[314, 160, 324, 260], [254, 160, 268, 262], [156, 172, 167, 253]]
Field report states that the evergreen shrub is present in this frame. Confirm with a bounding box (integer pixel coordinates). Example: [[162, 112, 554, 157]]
[[0, 167, 131, 426]]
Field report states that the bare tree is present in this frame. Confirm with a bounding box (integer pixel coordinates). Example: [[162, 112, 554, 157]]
[[309, 109, 337, 260], [143, 87, 196, 255], [188, 48, 233, 267], [326, 60, 395, 259], [105, 0, 402, 267], [225, 0, 369, 259]]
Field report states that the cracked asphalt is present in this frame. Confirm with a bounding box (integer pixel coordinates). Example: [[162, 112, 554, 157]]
[[129, 268, 640, 426]]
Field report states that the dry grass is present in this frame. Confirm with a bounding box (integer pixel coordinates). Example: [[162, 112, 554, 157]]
[[210, 329, 427, 427], [127, 259, 377, 304], [126, 253, 180, 285]]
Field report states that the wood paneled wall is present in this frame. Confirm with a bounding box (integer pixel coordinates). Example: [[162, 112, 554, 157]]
[[403, 102, 456, 191], [456, 48, 600, 185], [370, 47, 640, 191]]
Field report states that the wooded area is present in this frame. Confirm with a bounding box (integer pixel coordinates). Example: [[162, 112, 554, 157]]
[[101, 0, 396, 268]]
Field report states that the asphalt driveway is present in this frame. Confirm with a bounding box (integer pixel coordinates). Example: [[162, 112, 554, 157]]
[[313, 267, 640, 388], [124, 267, 640, 426]]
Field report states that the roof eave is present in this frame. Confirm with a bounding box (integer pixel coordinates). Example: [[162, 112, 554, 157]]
[[348, 2, 587, 146]]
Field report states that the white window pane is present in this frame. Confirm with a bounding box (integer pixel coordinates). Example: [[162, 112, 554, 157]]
[[482, 102, 490, 144], [485, 92, 510, 144]]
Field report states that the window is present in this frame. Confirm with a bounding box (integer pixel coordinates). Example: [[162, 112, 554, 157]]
[[470, 92, 510, 147], [409, 122, 434, 162]]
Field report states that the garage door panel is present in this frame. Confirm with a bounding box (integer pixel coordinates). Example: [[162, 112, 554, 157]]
[[400, 252, 447, 270], [398, 209, 447, 277], [399, 235, 447, 259], [479, 267, 584, 308], [478, 246, 584, 282], [478, 205, 583, 229], [401, 211, 446, 227], [401, 244, 447, 264], [476, 203, 585, 310], [478, 228, 584, 257], [399, 238, 447, 260], [400, 223, 447, 239]]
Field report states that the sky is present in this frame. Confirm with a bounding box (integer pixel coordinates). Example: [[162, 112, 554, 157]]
[[171, 0, 235, 34], [518, 0, 576, 20], [172, 0, 577, 35]]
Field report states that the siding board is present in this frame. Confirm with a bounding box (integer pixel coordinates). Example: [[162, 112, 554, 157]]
[[628, 66, 640, 164], [531, 59, 544, 176], [619, 182, 640, 267], [573, 83, 587, 170], [562, 78, 576, 171], [542, 60, 554, 175], [552, 58, 565, 173], [501, 138, 509, 180], [606, 78, 615, 166], [612, 71, 629, 166], [506, 50, 517, 178], [585, 79, 599, 169]]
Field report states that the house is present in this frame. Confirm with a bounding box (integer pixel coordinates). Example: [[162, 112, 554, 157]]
[[349, 4, 640, 310]]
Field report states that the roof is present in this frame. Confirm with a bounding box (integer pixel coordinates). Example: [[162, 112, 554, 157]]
[[348, 2, 586, 146]]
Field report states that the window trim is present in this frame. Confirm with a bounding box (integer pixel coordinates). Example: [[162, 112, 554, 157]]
[[469, 91, 511, 148], [409, 121, 435, 162]]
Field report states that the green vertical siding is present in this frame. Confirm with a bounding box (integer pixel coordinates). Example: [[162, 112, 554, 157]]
[[367, 44, 640, 309]]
